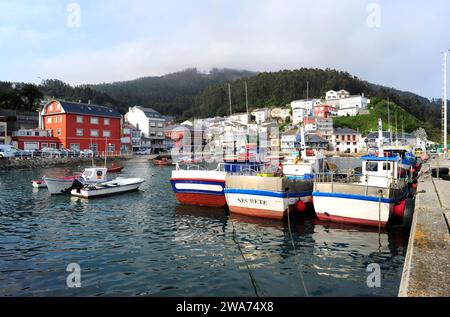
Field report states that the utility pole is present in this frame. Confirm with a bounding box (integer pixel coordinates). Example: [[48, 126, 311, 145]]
[[306, 81, 309, 101], [245, 81, 249, 116], [443, 51, 449, 158], [228, 83, 232, 116]]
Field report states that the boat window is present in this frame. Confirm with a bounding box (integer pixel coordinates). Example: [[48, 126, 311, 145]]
[[97, 171, 103, 177], [383, 162, 391, 170], [366, 162, 378, 172]]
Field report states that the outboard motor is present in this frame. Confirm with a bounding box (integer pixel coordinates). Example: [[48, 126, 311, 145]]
[[64, 177, 85, 194]]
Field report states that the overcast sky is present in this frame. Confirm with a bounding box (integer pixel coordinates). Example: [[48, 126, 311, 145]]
[[0, 0, 449, 98]]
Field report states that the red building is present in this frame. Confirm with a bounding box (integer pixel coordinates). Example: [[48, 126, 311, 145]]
[[40, 100, 122, 153], [313, 104, 337, 118]]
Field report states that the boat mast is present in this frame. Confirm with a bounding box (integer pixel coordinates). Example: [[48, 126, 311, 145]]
[[377, 118, 384, 157]]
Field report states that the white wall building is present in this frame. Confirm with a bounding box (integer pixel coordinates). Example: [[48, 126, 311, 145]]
[[290, 99, 321, 124], [251, 108, 271, 124], [228, 113, 250, 125], [325, 90, 370, 117], [271, 108, 291, 123], [332, 127, 362, 153], [125, 106, 166, 152], [326, 90, 350, 101]]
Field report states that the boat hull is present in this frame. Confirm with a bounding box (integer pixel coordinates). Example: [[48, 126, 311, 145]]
[[170, 170, 227, 207], [44, 178, 74, 195], [225, 189, 312, 220], [312, 192, 392, 227]]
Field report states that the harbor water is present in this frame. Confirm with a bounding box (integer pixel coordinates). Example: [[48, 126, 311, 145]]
[[0, 158, 409, 296]]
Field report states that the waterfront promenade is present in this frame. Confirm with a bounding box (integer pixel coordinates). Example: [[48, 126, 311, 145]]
[[399, 157, 450, 296]]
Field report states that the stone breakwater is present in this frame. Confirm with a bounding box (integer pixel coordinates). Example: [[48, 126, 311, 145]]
[[0, 156, 131, 170]]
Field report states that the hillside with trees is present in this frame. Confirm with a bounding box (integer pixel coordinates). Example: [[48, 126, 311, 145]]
[[0, 67, 446, 141]]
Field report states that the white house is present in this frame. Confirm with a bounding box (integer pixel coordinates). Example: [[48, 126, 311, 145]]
[[325, 90, 370, 117], [281, 130, 299, 156], [251, 108, 271, 124], [125, 106, 166, 152], [290, 99, 320, 124], [332, 127, 362, 153], [326, 90, 350, 101], [271, 108, 291, 123], [229, 113, 250, 125]]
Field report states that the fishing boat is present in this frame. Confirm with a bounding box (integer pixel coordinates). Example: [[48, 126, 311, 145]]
[[224, 126, 321, 220], [312, 119, 411, 227], [70, 167, 145, 198], [31, 179, 47, 188]]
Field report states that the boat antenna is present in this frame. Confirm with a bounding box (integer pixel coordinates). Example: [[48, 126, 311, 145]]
[[104, 137, 107, 168], [90, 138, 94, 167]]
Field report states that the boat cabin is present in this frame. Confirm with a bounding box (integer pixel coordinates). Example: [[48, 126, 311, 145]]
[[360, 155, 401, 188], [82, 167, 108, 183]]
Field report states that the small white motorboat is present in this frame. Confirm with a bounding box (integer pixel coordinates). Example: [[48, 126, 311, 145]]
[[44, 169, 105, 195], [70, 167, 144, 198], [31, 179, 47, 188], [71, 177, 145, 198]]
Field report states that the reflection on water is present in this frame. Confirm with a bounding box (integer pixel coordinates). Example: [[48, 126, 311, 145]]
[[0, 159, 408, 296]]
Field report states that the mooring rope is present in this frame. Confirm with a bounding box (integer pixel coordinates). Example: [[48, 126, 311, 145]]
[[229, 218, 265, 297], [286, 189, 309, 297]]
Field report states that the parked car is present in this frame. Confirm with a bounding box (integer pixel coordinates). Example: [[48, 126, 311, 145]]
[[14, 150, 33, 158], [80, 149, 94, 157], [0, 145, 18, 158], [41, 147, 62, 155], [135, 148, 151, 155]]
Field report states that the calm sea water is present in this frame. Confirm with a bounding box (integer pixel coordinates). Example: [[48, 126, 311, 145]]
[[0, 158, 408, 297]]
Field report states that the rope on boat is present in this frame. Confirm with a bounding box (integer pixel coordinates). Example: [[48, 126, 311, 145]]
[[286, 189, 310, 297], [229, 219, 265, 297], [377, 189, 383, 250]]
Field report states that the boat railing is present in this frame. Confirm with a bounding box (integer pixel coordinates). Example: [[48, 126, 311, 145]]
[[175, 163, 208, 171], [314, 172, 409, 194]]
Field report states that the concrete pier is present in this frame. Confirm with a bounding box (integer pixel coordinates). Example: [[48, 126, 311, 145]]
[[399, 157, 450, 297]]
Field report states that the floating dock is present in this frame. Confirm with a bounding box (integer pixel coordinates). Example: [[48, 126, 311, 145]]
[[399, 157, 450, 297]]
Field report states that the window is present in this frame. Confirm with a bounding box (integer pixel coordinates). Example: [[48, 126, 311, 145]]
[[53, 116, 58, 123], [157, 132, 163, 137], [90, 143, 98, 153], [157, 122, 163, 128], [90, 130, 99, 137], [383, 163, 391, 171], [59, 115, 62, 123], [57, 128, 61, 136], [104, 118, 110, 125], [90, 117, 99, 125], [366, 162, 378, 172], [352, 135, 356, 141], [76, 116, 83, 123], [123, 128, 131, 134], [49, 104, 53, 111], [56, 104, 61, 111], [50, 143, 56, 149], [150, 121, 156, 127], [47, 117, 52, 123], [41, 143, 48, 148], [353, 142, 357, 145], [103, 130, 111, 137], [76, 128, 83, 136], [107, 144, 115, 152]]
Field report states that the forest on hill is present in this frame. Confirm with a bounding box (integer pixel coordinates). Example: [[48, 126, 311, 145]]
[[0, 67, 446, 141]]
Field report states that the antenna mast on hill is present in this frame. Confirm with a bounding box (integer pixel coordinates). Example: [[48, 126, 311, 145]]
[[245, 81, 249, 116], [228, 83, 232, 116], [387, 97, 392, 143]]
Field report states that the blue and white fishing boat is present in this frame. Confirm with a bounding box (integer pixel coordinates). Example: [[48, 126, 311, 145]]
[[312, 119, 411, 227]]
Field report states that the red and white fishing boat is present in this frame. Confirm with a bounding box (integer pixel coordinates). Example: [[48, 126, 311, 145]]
[[31, 179, 47, 188], [170, 164, 227, 207]]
